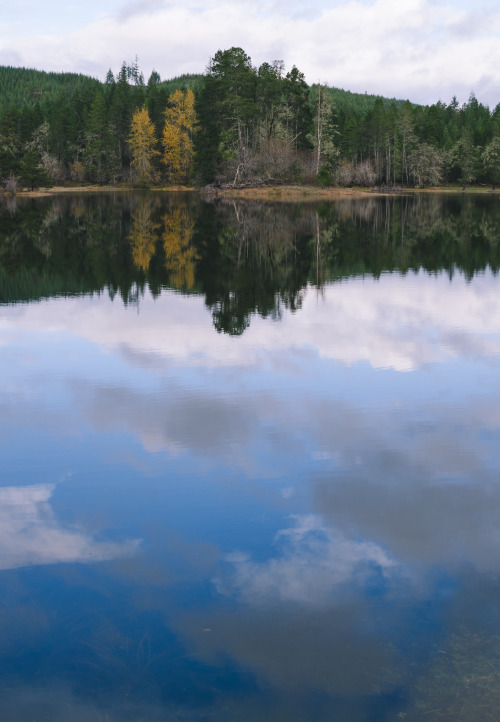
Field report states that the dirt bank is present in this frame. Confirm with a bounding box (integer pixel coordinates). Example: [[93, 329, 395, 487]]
[[6, 183, 499, 201]]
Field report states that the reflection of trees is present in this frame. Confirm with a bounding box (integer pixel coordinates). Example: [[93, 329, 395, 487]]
[[0, 197, 51, 283], [2, 192, 500, 331], [0, 194, 138, 303], [129, 198, 161, 272], [316, 194, 500, 282], [198, 200, 315, 335], [162, 206, 197, 290]]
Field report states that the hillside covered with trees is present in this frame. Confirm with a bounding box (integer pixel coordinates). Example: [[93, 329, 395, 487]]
[[1, 48, 500, 191]]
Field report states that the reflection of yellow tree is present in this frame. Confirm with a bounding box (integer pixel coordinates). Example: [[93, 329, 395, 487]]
[[163, 207, 197, 289], [129, 202, 160, 272]]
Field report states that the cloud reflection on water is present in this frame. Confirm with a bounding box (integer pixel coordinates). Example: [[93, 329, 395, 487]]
[[2, 278, 500, 578], [0, 484, 140, 570], [215, 513, 395, 606], [1, 270, 500, 373]]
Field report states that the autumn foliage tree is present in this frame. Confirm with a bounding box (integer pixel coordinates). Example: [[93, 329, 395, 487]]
[[162, 89, 196, 183], [128, 106, 159, 185]]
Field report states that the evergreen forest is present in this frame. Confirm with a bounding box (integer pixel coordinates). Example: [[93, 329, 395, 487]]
[[1, 48, 500, 191]]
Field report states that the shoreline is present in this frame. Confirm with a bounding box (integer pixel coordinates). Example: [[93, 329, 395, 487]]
[[5, 183, 499, 201], [211, 184, 500, 201], [4, 184, 195, 198]]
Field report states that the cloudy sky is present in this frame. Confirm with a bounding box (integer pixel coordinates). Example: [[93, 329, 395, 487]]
[[1, 0, 500, 107]]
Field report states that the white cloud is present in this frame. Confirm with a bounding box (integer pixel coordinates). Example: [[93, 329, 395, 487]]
[[1, 0, 500, 105]]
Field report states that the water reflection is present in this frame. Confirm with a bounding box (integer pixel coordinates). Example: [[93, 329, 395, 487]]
[[162, 205, 197, 290], [2, 192, 500, 329], [215, 514, 395, 605], [2, 192, 500, 720], [0, 483, 139, 570], [2, 272, 500, 374], [129, 196, 161, 272]]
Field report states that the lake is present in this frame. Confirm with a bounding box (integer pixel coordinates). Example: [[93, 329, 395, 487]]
[[1, 191, 500, 721]]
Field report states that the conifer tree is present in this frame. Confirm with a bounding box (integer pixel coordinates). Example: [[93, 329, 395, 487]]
[[18, 149, 52, 190], [0, 106, 21, 179], [195, 47, 257, 182], [84, 92, 120, 183]]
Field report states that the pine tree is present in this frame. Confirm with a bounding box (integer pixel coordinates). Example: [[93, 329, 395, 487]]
[[283, 66, 312, 150], [0, 106, 21, 179], [195, 47, 257, 182], [146, 70, 163, 137], [110, 63, 132, 164], [452, 130, 479, 189], [309, 84, 339, 176], [18, 149, 52, 190], [84, 92, 120, 183]]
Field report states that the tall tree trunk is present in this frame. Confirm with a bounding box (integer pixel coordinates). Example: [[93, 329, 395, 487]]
[[316, 85, 322, 176]]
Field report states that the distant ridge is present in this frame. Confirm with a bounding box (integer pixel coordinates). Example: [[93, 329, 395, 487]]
[[325, 85, 411, 112], [0, 66, 205, 109], [0, 66, 101, 107], [0, 64, 413, 111]]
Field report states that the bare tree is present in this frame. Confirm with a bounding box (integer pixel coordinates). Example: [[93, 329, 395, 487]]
[[3, 174, 17, 194]]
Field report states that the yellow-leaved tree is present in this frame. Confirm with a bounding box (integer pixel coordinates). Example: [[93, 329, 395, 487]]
[[129, 106, 159, 186], [162, 89, 196, 183]]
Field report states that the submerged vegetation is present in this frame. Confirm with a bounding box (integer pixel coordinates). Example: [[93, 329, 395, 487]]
[[406, 630, 500, 722], [1, 49, 500, 192]]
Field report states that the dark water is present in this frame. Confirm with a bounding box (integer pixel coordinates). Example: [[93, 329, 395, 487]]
[[2, 191, 500, 721]]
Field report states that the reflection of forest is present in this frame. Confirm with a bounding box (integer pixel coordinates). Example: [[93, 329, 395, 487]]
[[326, 193, 500, 281], [1, 192, 500, 332]]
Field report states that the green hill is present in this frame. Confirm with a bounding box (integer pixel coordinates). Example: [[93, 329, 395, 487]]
[[325, 85, 411, 112], [0, 65, 205, 111], [159, 73, 204, 95], [0, 66, 101, 108], [0, 64, 407, 114]]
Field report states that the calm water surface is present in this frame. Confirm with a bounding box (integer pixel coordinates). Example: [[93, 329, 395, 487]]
[[2, 192, 500, 721]]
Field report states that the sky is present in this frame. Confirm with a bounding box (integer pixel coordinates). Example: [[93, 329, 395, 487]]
[[1, 0, 500, 106]]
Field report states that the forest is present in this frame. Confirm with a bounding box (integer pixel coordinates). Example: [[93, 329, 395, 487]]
[[1, 47, 500, 191]]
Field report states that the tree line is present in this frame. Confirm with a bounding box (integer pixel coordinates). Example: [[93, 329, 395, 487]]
[[1, 48, 500, 190]]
